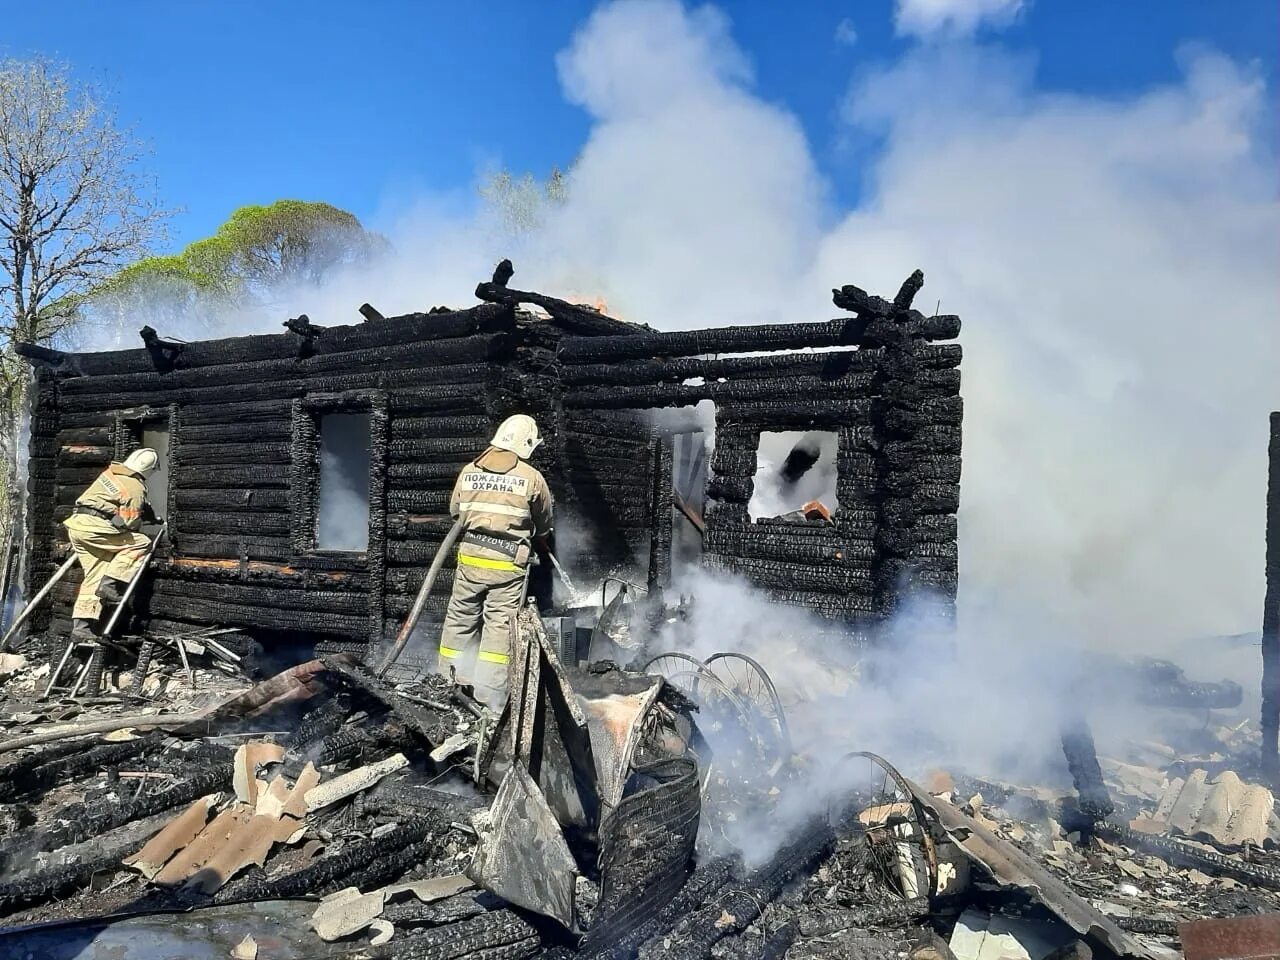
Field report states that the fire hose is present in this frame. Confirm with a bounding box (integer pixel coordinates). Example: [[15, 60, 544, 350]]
[[377, 519, 463, 678]]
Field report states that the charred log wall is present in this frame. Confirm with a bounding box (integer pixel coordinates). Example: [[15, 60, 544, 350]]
[[558, 271, 962, 628], [29, 305, 518, 649], [1263, 412, 1280, 778], [26, 269, 963, 648]]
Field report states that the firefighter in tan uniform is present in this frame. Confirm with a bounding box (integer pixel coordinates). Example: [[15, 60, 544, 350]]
[[438, 415, 553, 708], [63, 448, 162, 640]]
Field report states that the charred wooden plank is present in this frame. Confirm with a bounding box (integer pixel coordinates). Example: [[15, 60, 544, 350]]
[[177, 441, 292, 465], [146, 594, 369, 635], [563, 344, 963, 387], [705, 555, 873, 593], [151, 579, 368, 614], [173, 488, 290, 512], [177, 512, 291, 536], [560, 315, 960, 364], [168, 465, 290, 489], [565, 369, 960, 411]]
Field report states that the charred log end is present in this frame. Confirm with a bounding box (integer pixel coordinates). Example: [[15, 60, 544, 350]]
[[15, 341, 84, 377], [893, 269, 925, 311], [358, 303, 386, 323], [492, 258, 515, 287], [139, 326, 186, 373]]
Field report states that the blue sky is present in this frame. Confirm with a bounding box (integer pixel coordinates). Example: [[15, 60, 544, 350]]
[[3, 1, 1275, 250]]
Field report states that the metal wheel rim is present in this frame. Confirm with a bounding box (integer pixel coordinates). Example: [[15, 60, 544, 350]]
[[642, 652, 706, 688], [702, 652, 791, 763], [828, 751, 938, 900]]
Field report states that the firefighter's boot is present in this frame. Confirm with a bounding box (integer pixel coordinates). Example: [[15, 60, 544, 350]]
[[95, 576, 129, 605]]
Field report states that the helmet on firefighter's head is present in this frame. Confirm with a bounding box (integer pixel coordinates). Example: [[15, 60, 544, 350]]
[[123, 448, 159, 477], [491, 414, 542, 460]]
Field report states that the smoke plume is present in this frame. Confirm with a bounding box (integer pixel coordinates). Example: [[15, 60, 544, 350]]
[[75, 1, 1279, 764]]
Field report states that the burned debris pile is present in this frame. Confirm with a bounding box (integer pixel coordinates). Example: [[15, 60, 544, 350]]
[[1, 586, 1278, 959]]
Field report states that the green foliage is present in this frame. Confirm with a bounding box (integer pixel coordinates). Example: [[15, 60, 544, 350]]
[[83, 199, 387, 313], [479, 167, 569, 237]]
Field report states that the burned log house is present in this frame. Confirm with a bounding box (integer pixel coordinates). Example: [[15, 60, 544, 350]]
[[19, 266, 962, 658]]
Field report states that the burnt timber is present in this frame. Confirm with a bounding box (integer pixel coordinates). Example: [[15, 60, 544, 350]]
[[1263, 412, 1280, 777], [20, 265, 963, 652]]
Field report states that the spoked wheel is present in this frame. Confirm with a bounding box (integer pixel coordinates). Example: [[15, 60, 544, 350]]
[[702, 652, 791, 765], [666, 668, 770, 802], [642, 652, 707, 698], [828, 751, 937, 900]]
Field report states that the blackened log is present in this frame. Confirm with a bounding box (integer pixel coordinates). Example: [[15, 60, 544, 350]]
[[389, 462, 469, 482], [560, 315, 960, 364], [312, 301, 512, 354], [168, 465, 289, 489], [180, 420, 292, 443], [636, 820, 834, 960], [0, 737, 158, 802], [146, 594, 369, 635], [562, 344, 963, 387], [1264, 412, 1280, 779], [177, 512, 290, 536], [566, 369, 959, 411], [176, 399, 294, 425], [562, 412, 654, 442], [476, 277, 641, 336], [705, 527, 873, 561], [706, 476, 753, 502], [1093, 821, 1280, 891], [0, 810, 174, 915], [216, 819, 439, 902], [57, 362, 491, 414], [390, 415, 493, 440], [1060, 719, 1115, 822], [174, 489, 290, 513], [390, 436, 485, 461], [715, 397, 959, 428], [10, 765, 229, 855], [379, 383, 488, 414], [178, 441, 292, 465], [387, 490, 452, 514], [55, 426, 112, 447], [706, 556, 873, 593], [15, 340, 85, 375], [60, 303, 512, 379], [151, 579, 368, 615]]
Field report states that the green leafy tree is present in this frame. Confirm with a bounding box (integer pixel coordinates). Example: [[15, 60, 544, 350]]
[[77, 200, 388, 344]]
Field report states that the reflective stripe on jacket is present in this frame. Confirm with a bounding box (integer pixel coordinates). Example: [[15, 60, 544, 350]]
[[449, 447, 552, 567]]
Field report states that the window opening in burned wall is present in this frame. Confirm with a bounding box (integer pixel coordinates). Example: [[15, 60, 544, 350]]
[[670, 430, 708, 570], [316, 412, 372, 551], [114, 406, 176, 549], [140, 423, 172, 512], [747, 430, 839, 522]]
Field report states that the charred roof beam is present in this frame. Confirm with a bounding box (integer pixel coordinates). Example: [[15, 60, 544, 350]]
[[475, 258, 648, 337]]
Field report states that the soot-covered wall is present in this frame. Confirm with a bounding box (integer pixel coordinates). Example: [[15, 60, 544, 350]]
[[22, 267, 962, 652]]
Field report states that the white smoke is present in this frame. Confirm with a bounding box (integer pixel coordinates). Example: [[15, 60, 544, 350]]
[[74, 2, 1278, 718]]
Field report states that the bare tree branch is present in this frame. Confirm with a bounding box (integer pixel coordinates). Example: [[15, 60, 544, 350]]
[[0, 57, 171, 525]]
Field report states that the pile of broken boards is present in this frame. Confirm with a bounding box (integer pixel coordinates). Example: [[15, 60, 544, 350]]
[[0, 613, 1272, 960]]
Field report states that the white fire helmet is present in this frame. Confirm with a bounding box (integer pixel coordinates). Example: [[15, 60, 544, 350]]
[[490, 414, 542, 460], [123, 448, 159, 476]]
